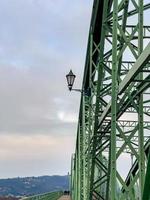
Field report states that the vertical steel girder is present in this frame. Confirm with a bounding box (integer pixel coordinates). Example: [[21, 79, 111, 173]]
[[71, 0, 150, 200], [142, 151, 150, 200]]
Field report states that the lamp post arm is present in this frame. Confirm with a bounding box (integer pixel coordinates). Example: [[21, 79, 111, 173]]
[[71, 89, 82, 92], [71, 88, 91, 96]]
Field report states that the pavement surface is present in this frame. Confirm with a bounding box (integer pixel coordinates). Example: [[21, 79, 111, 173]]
[[57, 195, 71, 200]]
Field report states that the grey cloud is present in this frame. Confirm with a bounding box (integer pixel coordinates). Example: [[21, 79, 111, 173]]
[[0, 0, 92, 68], [0, 0, 92, 177], [0, 65, 78, 135], [0, 0, 92, 137]]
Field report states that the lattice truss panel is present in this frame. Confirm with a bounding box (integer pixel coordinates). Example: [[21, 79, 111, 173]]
[[71, 0, 150, 200]]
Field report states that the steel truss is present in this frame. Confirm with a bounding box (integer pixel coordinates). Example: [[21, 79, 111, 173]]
[[71, 0, 150, 200]]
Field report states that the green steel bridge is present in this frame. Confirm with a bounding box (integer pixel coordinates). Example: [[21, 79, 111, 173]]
[[70, 0, 150, 200]]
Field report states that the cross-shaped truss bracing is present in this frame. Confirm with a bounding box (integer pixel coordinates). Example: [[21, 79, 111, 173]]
[[70, 0, 150, 200]]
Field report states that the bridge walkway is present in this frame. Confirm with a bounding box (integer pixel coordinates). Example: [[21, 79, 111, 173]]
[[57, 195, 71, 200]]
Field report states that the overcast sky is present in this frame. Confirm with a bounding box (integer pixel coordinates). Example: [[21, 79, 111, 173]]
[[0, 0, 93, 178], [1, 1, 149, 180]]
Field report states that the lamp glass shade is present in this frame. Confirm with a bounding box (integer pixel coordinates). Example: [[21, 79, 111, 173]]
[[66, 70, 76, 90]]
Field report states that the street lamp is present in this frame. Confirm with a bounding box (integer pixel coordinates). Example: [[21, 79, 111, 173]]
[[66, 69, 91, 96], [66, 70, 76, 91]]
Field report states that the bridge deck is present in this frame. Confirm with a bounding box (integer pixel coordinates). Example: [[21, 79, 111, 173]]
[[57, 195, 71, 200]]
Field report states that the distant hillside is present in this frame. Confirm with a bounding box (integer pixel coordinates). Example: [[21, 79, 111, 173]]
[[0, 175, 69, 197]]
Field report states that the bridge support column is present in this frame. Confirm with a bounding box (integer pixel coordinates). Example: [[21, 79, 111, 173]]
[[138, 0, 145, 199], [110, 0, 118, 199]]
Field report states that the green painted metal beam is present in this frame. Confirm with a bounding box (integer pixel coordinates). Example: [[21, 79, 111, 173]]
[[142, 152, 150, 200], [98, 43, 150, 127], [119, 43, 150, 94]]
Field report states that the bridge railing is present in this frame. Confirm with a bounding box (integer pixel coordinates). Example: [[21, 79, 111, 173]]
[[21, 191, 63, 200]]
